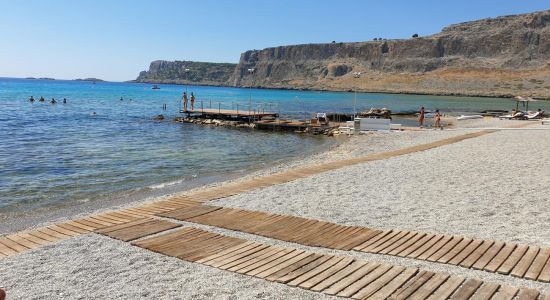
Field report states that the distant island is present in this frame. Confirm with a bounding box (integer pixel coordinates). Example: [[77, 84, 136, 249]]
[[74, 78, 104, 82], [133, 10, 550, 99]]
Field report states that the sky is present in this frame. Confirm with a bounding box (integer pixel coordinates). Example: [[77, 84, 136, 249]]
[[0, 0, 548, 81]]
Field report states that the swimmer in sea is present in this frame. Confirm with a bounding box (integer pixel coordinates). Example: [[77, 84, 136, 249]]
[[29, 96, 35, 102], [50, 98, 56, 104]]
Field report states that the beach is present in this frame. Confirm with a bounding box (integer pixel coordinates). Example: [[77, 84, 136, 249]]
[[1, 118, 549, 298]]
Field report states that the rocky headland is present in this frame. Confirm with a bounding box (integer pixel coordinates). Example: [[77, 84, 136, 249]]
[[136, 10, 550, 98], [135, 60, 236, 86]]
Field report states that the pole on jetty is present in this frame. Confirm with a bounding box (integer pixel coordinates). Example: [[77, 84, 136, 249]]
[[353, 72, 362, 118], [248, 68, 255, 120]]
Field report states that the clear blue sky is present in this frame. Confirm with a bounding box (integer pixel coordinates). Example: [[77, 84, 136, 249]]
[[1, 0, 548, 81]]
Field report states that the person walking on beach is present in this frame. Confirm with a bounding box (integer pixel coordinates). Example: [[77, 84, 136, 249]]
[[182, 92, 188, 111], [418, 106, 425, 128], [434, 109, 442, 129], [190, 92, 195, 111]]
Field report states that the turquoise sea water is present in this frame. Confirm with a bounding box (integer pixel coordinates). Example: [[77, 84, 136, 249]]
[[1, 78, 548, 217]]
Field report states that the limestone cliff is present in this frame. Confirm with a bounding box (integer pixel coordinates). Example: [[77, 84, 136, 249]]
[[135, 60, 236, 85], [230, 10, 550, 98]]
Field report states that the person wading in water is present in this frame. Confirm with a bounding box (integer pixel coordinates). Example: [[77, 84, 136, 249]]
[[418, 106, 425, 128], [434, 109, 442, 129]]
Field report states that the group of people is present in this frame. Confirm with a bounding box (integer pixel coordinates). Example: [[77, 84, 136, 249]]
[[29, 96, 67, 104], [181, 92, 196, 111], [418, 106, 442, 129]]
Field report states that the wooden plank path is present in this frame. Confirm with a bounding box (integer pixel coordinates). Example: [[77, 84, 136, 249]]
[[158, 205, 550, 283], [94, 222, 548, 300]]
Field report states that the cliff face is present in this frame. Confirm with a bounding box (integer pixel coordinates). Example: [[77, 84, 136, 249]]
[[136, 60, 236, 85], [230, 10, 550, 98]]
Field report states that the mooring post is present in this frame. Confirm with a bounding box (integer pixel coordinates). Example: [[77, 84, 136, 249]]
[[201, 100, 203, 113], [237, 103, 239, 115], [218, 102, 221, 114]]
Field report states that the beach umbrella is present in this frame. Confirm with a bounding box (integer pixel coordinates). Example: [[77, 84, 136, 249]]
[[513, 96, 538, 111]]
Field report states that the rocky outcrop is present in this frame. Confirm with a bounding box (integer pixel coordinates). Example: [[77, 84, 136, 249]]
[[136, 60, 236, 85], [230, 10, 550, 98]]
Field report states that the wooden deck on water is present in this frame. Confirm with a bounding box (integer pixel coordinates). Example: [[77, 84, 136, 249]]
[[182, 108, 278, 119]]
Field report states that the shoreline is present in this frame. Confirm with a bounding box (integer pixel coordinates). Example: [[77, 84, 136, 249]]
[[0, 117, 533, 235], [0, 134, 342, 234]]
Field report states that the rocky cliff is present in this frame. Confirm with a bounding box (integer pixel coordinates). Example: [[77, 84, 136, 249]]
[[135, 60, 236, 85], [230, 10, 550, 98]]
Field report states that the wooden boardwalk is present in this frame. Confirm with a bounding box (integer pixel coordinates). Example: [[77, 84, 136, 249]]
[[94, 221, 548, 300], [158, 205, 550, 283]]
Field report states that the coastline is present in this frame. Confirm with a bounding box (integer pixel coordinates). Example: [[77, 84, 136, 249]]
[[131, 79, 542, 99], [0, 134, 341, 234], [0, 117, 504, 235]]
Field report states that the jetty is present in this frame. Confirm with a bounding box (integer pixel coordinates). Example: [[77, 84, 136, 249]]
[[181, 108, 278, 122]]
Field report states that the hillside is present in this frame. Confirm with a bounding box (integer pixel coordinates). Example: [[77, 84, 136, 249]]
[[230, 10, 550, 98], [135, 60, 236, 85]]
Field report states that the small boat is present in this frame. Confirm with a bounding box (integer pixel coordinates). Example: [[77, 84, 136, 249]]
[[457, 115, 483, 120], [152, 85, 160, 90]]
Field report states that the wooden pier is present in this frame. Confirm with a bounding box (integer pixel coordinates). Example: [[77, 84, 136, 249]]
[[181, 108, 278, 122]]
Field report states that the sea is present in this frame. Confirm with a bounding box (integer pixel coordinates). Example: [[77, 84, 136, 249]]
[[1, 78, 548, 221]]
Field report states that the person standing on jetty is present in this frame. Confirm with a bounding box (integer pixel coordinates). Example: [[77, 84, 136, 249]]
[[418, 106, 425, 128], [434, 109, 442, 129], [190, 92, 195, 111], [182, 92, 188, 111]]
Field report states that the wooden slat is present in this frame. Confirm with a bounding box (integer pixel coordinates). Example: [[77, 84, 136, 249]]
[[298, 257, 355, 290], [472, 241, 505, 270], [470, 282, 500, 300], [286, 256, 345, 287], [6, 234, 41, 249], [0, 236, 29, 252], [0, 238, 21, 255], [511, 246, 540, 278], [427, 236, 463, 262], [524, 248, 550, 281], [448, 239, 483, 265], [275, 255, 333, 283], [497, 244, 528, 274], [98, 219, 181, 242], [391, 270, 435, 300], [491, 285, 519, 300], [350, 266, 406, 299], [426, 276, 465, 300], [323, 262, 381, 295], [483, 243, 516, 272], [310, 260, 369, 292], [56, 222, 91, 234], [407, 273, 449, 300], [538, 257, 550, 282], [459, 240, 494, 268], [47, 224, 81, 237], [449, 278, 483, 300], [367, 268, 418, 300], [516, 288, 539, 300], [16, 232, 50, 246]]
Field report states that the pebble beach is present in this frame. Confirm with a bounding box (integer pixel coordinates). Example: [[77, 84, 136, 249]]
[[1, 118, 550, 298]]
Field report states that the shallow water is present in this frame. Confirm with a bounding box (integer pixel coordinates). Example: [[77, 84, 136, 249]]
[[1, 78, 548, 218]]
